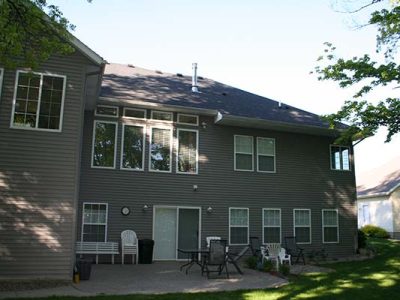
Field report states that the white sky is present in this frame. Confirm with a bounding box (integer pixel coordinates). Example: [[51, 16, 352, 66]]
[[55, 0, 400, 179]]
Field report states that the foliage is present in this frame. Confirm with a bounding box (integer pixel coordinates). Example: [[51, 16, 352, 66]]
[[262, 259, 275, 272], [0, 0, 77, 69], [314, 3, 400, 144], [358, 229, 367, 248], [244, 255, 258, 269], [361, 224, 390, 238], [279, 263, 290, 276]]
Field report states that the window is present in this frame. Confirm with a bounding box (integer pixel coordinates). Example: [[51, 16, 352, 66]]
[[294, 209, 311, 244], [177, 113, 199, 126], [257, 137, 275, 172], [91, 121, 117, 168], [177, 129, 198, 174], [95, 105, 119, 117], [330, 145, 350, 170], [123, 108, 146, 119], [149, 127, 172, 172], [11, 71, 66, 131], [81, 203, 108, 242], [234, 135, 253, 171], [322, 209, 339, 243], [121, 124, 145, 171], [151, 110, 173, 122], [263, 209, 281, 244], [229, 208, 249, 245], [0, 68, 4, 101]]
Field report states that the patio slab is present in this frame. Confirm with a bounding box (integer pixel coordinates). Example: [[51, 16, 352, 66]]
[[0, 262, 287, 299]]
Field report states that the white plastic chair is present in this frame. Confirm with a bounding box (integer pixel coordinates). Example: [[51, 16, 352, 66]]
[[261, 243, 281, 270], [121, 230, 138, 264], [278, 247, 291, 265], [206, 236, 221, 248]]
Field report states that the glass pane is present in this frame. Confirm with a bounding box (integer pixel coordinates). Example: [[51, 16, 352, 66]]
[[178, 130, 197, 173], [154, 208, 177, 260], [331, 146, 341, 170], [295, 210, 310, 226], [96, 105, 118, 117], [264, 209, 280, 226], [323, 210, 338, 226], [152, 111, 172, 121], [295, 227, 310, 243], [342, 148, 350, 170], [264, 227, 280, 243], [230, 227, 248, 244], [82, 225, 106, 242], [93, 122, 116, 167], [324, 227, 338, 242], [150, 128, 171, 171], [236, 154, 253, 170], [178, 114, 198, 124], [16, 86, 28, 99], [122, 125, 144, 169], [258, 156, 275, 172], [235, 136, 253, 153], [38, 76, 64, 130], [124, 108, 145, 119], [230, 209, 248, 226], [258, 138, 274, 155]]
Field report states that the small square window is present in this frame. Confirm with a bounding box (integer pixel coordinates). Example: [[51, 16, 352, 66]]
[[151, 111, 173, 122], [95, 105, 119, 118], [123, 108, 146, 119]]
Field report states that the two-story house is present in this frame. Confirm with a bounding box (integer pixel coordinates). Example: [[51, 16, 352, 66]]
[[0, 41, 357, 280]]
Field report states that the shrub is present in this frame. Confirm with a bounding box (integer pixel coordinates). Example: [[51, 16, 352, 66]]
[[245, 256, 258, 269], [358, 229, 367, 249], [263, 259, 275, 272], [279, 263, 290, 276], [361, 225, 390, 239]]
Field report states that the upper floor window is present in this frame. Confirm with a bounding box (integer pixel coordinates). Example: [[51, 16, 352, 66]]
[[11, 71, 66, 131], [330, 145, 350, 171], [263, 208, 281, 244], [234, 135, 254, 171], [82, 203, 108, 242], [322, 209, 339, 243], [229, 208, 249, 245], [151, 110, 173, 122], [95, 105, 119, 118], [177, 129, 198, 174], [257, 137, 275, 172], [293, 209, 311, 244], [91, 120, 117, 169], [149, 127, 172, 172], [123, 108, 146, 119], [177, 113, 198, 126], [121, 124, 145, 171]]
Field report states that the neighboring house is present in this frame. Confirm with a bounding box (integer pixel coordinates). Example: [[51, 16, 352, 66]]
[[0, 41, 357, 280], [357, 156, 400, 239]]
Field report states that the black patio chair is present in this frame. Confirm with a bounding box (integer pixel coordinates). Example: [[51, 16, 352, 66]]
[[284, 236, 306, 265], [249, 236, 261, 257], [227, 246, 249, 275], [203, 239, 229, 279]]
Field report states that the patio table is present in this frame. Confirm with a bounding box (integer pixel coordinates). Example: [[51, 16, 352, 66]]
[[177, 248, 209, 274]]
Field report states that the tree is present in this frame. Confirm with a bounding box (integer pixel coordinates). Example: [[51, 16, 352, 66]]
[[0, 0, 76, 69], [314, 1, 400, 143]]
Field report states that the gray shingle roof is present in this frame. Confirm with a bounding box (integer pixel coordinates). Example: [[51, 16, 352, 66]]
[[100, 63, 342, 130]]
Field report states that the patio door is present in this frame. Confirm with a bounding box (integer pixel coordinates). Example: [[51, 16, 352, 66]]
[[153, 206, 200, 260]]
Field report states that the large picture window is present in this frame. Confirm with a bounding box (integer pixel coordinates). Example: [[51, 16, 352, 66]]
[[177, 129, 198, 174], [229, 208, 249, 245], [150, 127, 172, 172], [263, 208, 281, 244], [92, 121, 117, 168], [294, 209, 311, 244], [11, 71, 66, 131], [330, 145, 350, 171], [121, 124, 145, 170], [82, 203, 108, 242], [234, 135, 253, 171], [322, 209, 339, 243], [257, 137, 275, 172]]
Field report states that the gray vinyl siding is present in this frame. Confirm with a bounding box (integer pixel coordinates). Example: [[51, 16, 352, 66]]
[[0, 52, 98, 279], [78, 112, 357, 262]]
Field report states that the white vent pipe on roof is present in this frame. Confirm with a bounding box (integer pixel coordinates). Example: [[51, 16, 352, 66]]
[[192, 63, 199, 93]]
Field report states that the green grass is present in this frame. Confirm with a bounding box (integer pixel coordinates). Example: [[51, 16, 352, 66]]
[[12, 238, 400, 299]]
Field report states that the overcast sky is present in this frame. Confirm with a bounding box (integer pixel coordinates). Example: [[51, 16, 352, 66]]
[[56, 0, 400, 180]]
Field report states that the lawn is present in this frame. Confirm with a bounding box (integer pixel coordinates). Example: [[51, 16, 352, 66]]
[[13, 238, 400, 300]]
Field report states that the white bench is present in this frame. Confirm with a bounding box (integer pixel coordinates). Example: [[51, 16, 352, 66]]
[[76, 242, 119, 264]]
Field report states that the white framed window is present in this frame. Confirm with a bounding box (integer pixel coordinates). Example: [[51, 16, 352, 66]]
[[95, 105, 119, 118], [123, 107, 146, 119], [322, 209, 339, 243], [330, 145, 350, 171], [293, 209, 311, 244], [151, 110, 173, 122], [91, 120, 118, 169], [257, 137, 276, 173], [234, 135, 253, 171], [177, 113, 199, 126], [81, 202, 108, 242], [0, 68, 4, 101], [11, 70, 66, 131], [177, 129, 198, 174], [263, 208, 281, 244], [121, 124, 145, 171], [229, 208, 249, 245], [149, 126, 172, 172]]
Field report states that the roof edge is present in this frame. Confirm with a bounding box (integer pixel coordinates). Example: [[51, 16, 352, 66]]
[[357, 182, 400, 199], [70, 35, 106, 66]]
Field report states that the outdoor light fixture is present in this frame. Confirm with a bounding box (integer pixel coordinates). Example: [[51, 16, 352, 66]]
[[142, 204, 149, 212], [193, 184, 198, 191], [206, 206, 213, 214], [201, 121, 207, 129]]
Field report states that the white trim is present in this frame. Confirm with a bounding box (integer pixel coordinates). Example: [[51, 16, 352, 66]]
[[10, 70, 66, 132], [256, 137, 276, 173], [176, 128, 199, 175], [234, 135, 254, 171], [120, 123, 146, 171], [70, 35, 105, 65], [330, 145, 351, 171], [95, 105, 119, 118], [177, 113, 199, 126], [81, 202, 108, 242], [262, 208, 281, 244], [229, 207, 249, 246], [0, 68, 4, 102], [322, 209, 339, 244], [151, 110, 173, 123], [123, 107, 146, 120], [91, 120, 118, 169], [149, 126, 173, 173], [293, 209, 312, 244]]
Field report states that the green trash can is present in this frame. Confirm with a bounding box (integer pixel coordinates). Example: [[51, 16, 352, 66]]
[[139, 239, 154, 264]]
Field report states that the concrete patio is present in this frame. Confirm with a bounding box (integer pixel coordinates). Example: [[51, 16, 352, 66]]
[[0, 261, 288, 299]]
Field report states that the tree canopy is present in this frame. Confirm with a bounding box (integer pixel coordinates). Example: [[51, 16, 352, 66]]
[[314, 0, 400, 144]]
